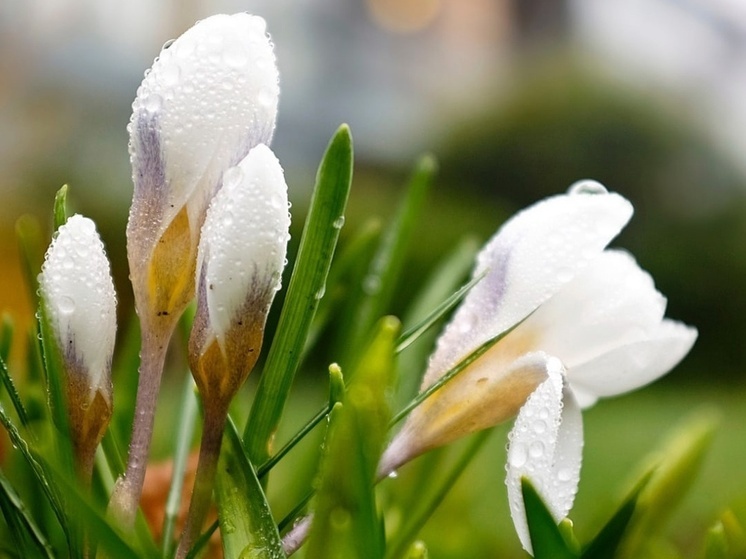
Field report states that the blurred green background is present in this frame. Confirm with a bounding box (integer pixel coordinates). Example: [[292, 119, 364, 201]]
[[2, 0, 746, 557]]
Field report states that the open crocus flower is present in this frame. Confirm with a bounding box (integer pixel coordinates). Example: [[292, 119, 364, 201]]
[[38, 215, 117, 479], [176, 143, 290, 558], [377, 181, 696, 554]]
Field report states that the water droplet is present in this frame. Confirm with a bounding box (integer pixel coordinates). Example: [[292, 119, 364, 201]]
[[223, 520, 236, 534], [509, 443, 527, 468], [387, 470, 399, 479], [144, 93, 163, 113], [557, 468, 572, 482], [257, 87, 275, 107], [332, 216, 345, 229], [363, 275, 381, 295], [567, 180, 607, 196], [162, 38, 175, 50], [59, 296, 75, 315], [314, 285, 326, 300], [529, 441, 544, 458], [532, 420, 547, 434]]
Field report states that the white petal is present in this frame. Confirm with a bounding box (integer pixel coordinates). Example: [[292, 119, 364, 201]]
[[569, 319, 697, 400], [129, 13, 279, 239], [506, 362, 583, 555], [39, 215, 117, 396], [522, 250, 667, 369], [423, 188, 632, 389], [198, 144, 290, 344]]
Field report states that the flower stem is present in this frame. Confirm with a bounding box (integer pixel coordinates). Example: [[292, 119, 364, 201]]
[[108, 327, 171, 527], [175, 402, 228, 559]]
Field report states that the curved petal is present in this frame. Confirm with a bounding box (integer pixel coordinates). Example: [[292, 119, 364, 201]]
[[506, 363, 583, 555], [378, 351, 553, 478], [569, 319, 697, 400], [422, 187, 632, 389], [522, 249, 667, 369]]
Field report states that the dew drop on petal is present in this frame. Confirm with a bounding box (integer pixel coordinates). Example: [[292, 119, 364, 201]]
[[509, 442, 528, 468], [567, 179, 608, 196], [144, 93, 163, 113], [59, 296, 75, 315]]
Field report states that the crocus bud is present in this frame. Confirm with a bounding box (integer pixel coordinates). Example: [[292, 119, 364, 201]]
[[38, 215, 117, 476], [127, 13, 279, 333], [189, 143, 290, 408]]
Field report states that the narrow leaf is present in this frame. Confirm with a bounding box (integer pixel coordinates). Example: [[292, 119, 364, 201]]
[[245, 124, 353, 468], [216, 416, 286, 559], [343, 155, 436, 365], [305, 317, 399, 559], [581, 472, 653, 559], [0, 471, 54, 558], [15, 215, 45, 311], [521, 477, 577, 559], [53, 185, 69, 231], [385, 430, 491, 559], [0, 354, 31, 428]]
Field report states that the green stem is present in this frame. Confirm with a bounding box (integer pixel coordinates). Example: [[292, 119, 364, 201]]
[[175, 403, 228, 559]]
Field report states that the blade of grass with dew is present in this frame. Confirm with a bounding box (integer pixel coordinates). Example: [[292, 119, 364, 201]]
[[53, 185, 68, 231], [244, 124, 353, 468], [384, 429, 491, 559], [341, 155, 436, 368], [215, 415, 286, 559], [521, 477, 578, 559], [306, 219, 382, 355], [305, 317, 399, 559], [581, 471, 653, 559], [161, 377, 200, 558], [0, 470, 55, 559], [0, 403, 70, 547], [36, 306, 75, 478], [0, 354, 30, 429]]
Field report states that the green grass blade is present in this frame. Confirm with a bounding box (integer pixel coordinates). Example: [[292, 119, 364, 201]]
[[521, 477, 578, 559], [305, 317, 399, 559], [0, 314, 13, 364], [0, 470, 54, 559], [581, 472, 653, 559], [384, 429, 491, 559], [15, 215, 45, 312], [53, 185, 69, 231], [0, 354, 31, 429], [0, 404, 69, 543], [161, 377, 199, 558], [342, 155, 436, 365], [244, 124, 353, 467], [38, 455, 154, 559], [216, 416, 286, 559], [307, 219, 381, 354]]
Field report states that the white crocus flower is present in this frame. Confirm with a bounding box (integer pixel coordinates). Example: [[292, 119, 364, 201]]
[[38, 214, 117, 477], [189, 143, 290, 404], [377, 181, 696, 554], [127, 12, 279, 333]]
